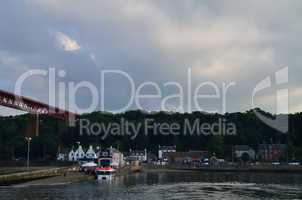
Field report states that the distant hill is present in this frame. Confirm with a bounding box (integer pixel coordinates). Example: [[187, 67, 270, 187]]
[[0, 109, 301, 161]]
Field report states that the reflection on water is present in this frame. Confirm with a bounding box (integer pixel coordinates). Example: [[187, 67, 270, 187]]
[[1, 171, 302, 200]]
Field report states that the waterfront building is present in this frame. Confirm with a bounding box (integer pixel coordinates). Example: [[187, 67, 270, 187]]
[[98, 147, 125, 168], [57, 153, 65, 161], [68, 149, 75, 161], [209, 154, 219, 166], [258, 144, 288, 162], [125, 149, 148, 162], [234, 145, 256, 161], [158, 145, 176, 160], [110, 147, 125, 168], [74, 145, 85, 161], [86, 145, 97, 159], [165, 151, 209, 164]]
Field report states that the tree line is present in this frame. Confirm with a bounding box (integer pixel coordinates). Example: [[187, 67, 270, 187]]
[[0, 108, 301, 161]]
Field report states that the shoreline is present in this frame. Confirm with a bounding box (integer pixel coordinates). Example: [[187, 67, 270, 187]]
[[0, 166, 81, 186], [2, 165, 302, 187], [14, 171, 94, 187], [145, 165, 302, 173]]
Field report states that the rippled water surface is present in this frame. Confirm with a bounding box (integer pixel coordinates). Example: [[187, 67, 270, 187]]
[[1, 171, 302, 200]]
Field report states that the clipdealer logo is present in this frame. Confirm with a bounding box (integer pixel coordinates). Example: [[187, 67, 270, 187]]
[[13, 67, 238, 137], [252, 67, 289, 133]]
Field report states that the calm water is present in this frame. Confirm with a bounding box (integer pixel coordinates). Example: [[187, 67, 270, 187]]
[[1, 171, 302, 200]]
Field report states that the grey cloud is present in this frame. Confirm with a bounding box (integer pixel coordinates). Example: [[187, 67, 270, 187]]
[[0, 0, 301, 115]]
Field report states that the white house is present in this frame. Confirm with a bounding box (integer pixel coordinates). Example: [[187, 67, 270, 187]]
[[74, 145, 86, 160], [127, 149, 147, 162], [158, 145, 176, 160], [68, 149, 75, 161], [57, 153, 65, 161], [234, 145, 256, 161], [108, 147, 125, 168], [86, 145, 97, 159]]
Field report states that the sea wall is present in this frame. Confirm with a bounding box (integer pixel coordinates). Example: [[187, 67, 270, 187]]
[[0, 167, 72, 185]]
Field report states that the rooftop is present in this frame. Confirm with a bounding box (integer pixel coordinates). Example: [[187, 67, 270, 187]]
[[159, 145, 176, 151]]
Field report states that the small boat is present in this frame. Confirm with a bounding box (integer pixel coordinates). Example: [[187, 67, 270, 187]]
[[130, 161, 143, 173], [95, 166, 115, 180], [80, 162, 98, 175]]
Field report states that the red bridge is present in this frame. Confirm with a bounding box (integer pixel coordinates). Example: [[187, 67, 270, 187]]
[[0, 89, 78, 151], [0, 89, 77, 122]]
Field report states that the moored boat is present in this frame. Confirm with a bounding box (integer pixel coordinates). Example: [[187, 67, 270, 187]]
[[130, 161, 143, 173], [80, 162, 98, 175], [95, 166, 115, 180]]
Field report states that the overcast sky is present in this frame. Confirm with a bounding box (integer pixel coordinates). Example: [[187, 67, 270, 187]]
[[0, 0, 302, 115]]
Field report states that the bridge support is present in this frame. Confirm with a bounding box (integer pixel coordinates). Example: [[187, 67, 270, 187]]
[[26, 114, 39, 137]]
